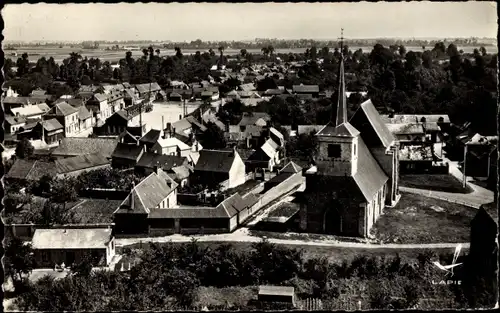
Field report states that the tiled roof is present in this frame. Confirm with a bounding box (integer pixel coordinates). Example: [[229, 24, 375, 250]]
[[32, 228, 113, 250], [56, 153, 110, 174], [52, 138, 119, 158], [115, 170, 178, 214], [94, 93, 108, 102], [78, 106, 92, 120], [11, 105, 44, 117], [3, 97, 30, 105], [148, 205, 229, 219], [111, 143, 144, 160], [194, 149, 237, 173], [386, 123, 425, 135], [136, 152, 186, 170], [264, 89, 284, 96], [26, 161, 58, 180], [185, 116, 208, 131], [6, 159, 36, 180], [172, 118, 193, 132], [42, 118, 64, 132], [238, 112, 271, 126], [316, 122, 360, 137], [261, 138, 280, 159], [292, 85, 319, 93], [4, 115, 26, 125], [70, 199, 122, 224], [351, 100, 396, 148], [117, 130, 139, 144], [37, 103, 50, 112], [139, 129, 162, 144], [169, 165, 191, 181], [53, 101, 79, 116]]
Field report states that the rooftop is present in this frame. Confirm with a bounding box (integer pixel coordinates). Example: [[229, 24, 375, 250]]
[[32, 228, 113, 250]]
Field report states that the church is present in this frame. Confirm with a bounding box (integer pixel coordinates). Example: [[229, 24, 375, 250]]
[[299, 49, 400, 238]]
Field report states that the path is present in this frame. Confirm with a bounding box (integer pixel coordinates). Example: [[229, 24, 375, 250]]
[[115, 228, 469, 250]]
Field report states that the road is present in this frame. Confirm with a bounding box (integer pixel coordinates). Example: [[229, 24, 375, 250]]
[[401, 143, 495, 208]]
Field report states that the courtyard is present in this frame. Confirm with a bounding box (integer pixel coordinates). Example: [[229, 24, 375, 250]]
[[370, 192, 479, 244], [128, 102, 200, 132]]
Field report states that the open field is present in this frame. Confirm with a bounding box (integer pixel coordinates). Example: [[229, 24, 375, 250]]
[[399, 174, 474, 193], [6, 45, 497, 64], [371, 192, 477, 244]]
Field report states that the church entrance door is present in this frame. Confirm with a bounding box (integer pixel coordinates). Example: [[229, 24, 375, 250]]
[[324, 206, 342, 235]]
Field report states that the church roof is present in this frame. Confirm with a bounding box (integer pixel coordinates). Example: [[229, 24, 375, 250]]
[[352, 100, 396, 148], [316, 122, 360, 137]]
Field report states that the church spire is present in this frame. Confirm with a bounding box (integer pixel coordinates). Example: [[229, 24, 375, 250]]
[[334, 29, 347, 127]]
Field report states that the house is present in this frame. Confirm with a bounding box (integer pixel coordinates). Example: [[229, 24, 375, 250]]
[[32, 227, 115, 267], [135, 82, 162, 99], [77, 105, 94, 133], [193, 148, 246, 189], [107, 91, 125, 114], [193, 86, 220, 101], [101, 110, 136, 136], [202, 109, 226, 132], [87, 93, 111, 121], [113, 168, 179, 235], [385, 123, 426, 144], [258, 286, 295, 307], [300, 55, 396, 238], [32, 119, 65, 144], [46, 101, 80, 137], [264, 161, 303, 190], [246, 127, 285, 173], [135, 152, 188, 176], [172, 116, 207, 137], [152, 137, 192, 157], [139, 129, 162, 151], [168, 92, 183, 102], [111, 143, 145, 169], [237, 112, 271, 129], [292, 85, 320, 98], [10, 104, 46, 120], [4, 115, 26, 134], [4, 86, 19, 97], [51, 137, 119, 159], [464, 134, 498, 179], [55, 153, 111, 177]]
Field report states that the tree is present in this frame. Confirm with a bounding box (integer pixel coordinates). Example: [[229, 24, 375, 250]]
[[447, 43, 459, 57], [4, 236, 34, 288], [15, 138, 34, 159], [479, 46, 487, 56], [200, 122, 227, 149], [71, 254, 94, 277], [398, 45, 407, 57]]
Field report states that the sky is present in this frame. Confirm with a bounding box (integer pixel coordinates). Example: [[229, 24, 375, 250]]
[[2, 2, 498, 42]]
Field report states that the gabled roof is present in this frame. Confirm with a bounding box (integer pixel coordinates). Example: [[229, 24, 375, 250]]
[[350, 100, 396, 148], [56, 153, 110, 174], [261, 138, 280, 159], [3, 97, 30, 105], [115, 170, 178, 214], [139, 129, 162, 144], [316, 122, 360, 137], [78, 106, 92, 120], [52, 101, 79, 116], [194, 149, 238, 173], [238, 112, 271, 126], [32, 228, 112, 250], [111, 143, 144, 160], [6, 159, 58, 181], [94, 93, 109, 103], [279, 161, 302, 174], [41, 118, 64, 132], [156, 137, 191, 151], [52, 138, 119, 158], [11, 104, 44, 117], [117, 130, 139, 144], [37, 103, 50, 112], [386, 123, 425, 135], [136, 152, 186, 170]]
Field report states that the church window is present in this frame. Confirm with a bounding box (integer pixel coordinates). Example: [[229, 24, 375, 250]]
[[353, 143, 357, 156], [328, 144, 341, 158]]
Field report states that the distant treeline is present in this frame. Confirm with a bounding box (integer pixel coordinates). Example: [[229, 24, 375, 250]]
[[4, 37, 496, 50]]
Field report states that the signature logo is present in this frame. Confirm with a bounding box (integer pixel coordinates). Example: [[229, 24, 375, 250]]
[[432, 244, 463, 278]]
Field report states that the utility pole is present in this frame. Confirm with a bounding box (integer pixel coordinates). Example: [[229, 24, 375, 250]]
[[463, 142, 468, 189]]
